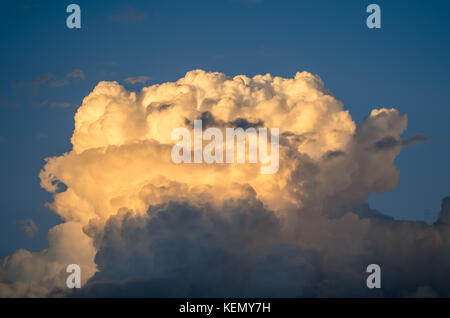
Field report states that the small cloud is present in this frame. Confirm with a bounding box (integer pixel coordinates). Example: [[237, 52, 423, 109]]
[[49, 69, 85, 87], [0, 136, 5, 144], [67, 69, 85, 80], [109, 8, 146, 23], [402, 134, 429, 147], [51, 102, 72, 108], [125, 75, 150, 84], [21, 219, 38, 238], [373, 134, 429, 151], [34, 72, 52, 85]]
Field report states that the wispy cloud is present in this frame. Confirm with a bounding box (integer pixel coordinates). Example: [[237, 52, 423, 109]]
[[402, 134, 430, 147], [51, 102, 72, 108], [124, 75, 150, 84], [20, 219, 38, 238], [67, 69, 85, 80], [373, 134, 429, 151], [34, 72, 52, 85], [49, 69, 85, 87]]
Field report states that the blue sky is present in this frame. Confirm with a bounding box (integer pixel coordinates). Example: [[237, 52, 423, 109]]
[[0, 0, 449, 257]]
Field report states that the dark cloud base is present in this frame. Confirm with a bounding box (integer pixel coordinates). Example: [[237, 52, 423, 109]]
[[69, 196, 450, 298]]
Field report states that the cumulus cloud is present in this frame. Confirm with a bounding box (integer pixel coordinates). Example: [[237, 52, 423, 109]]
[[0, 222, 96, 297], [0, 69, 447, 297], [79, 197, 317, 297], [72, 196, 450, 297]]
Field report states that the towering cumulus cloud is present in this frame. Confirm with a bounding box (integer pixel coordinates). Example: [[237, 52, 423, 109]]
[[1, 70, 448, 297]]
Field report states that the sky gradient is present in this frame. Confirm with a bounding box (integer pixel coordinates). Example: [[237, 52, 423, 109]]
[[0, 0, 449, 297]]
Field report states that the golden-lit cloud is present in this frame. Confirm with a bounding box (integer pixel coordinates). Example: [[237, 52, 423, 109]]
[[1, 70, 445, 297]]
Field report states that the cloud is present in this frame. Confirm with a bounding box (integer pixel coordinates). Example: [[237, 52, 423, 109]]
[[0, 136, 4, 144], [51, 102, 72, 108], [67, 69, 85, 80], [124, 76, 150, 85], [1, 69, 448, 297], [373, 134, 429, 151], [109, 8, 146, 23], [78, 198, 319, 297], [374, 136, 400, 150], [49, 69, 85, 88], [34, 73, 52, 85], [20, 219, 38, 238], [402, 134, 429, 147], [77, 196, 450, 297], [0, 222, 96, 297]]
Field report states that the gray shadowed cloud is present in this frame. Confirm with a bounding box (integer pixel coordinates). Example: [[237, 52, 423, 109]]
[[373, 134, 429, 150], [402, 134, 430, 147], [74, 195, 450, 298], [322, 150, 346, 161], [77, 198, 320, 297]]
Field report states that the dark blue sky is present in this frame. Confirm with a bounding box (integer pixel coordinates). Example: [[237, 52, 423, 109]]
[[0, 0, 449, 257]]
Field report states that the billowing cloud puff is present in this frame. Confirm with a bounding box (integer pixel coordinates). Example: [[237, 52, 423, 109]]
[[76, 197, 450, 297], [0, 69, 445, 297], [0, 222, 96, 297]]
